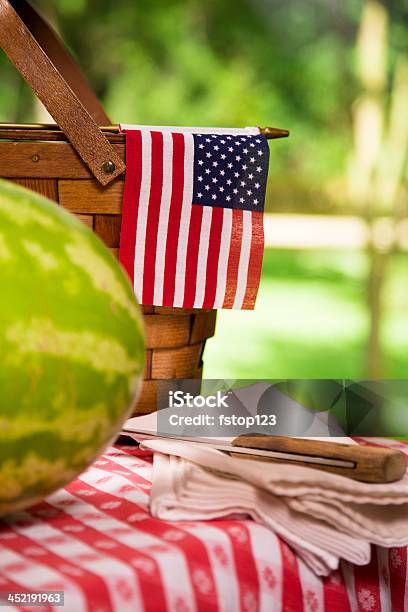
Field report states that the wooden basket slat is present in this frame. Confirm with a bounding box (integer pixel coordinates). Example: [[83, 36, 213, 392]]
[[0, 142, 113, 178], [94, 215, 121, 247], [190, 311, 217, 344], [11, 177, 58, 200], [151, 343, 204, 379], [154, 306, 212, 315], [59, 179, 124, 214], [143, 350, 152, 379], [144, 314, 192, 349], [0, 128, 126, 144]]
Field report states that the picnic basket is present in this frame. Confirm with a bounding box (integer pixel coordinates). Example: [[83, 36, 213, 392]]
[[0, 0, 288, 414]]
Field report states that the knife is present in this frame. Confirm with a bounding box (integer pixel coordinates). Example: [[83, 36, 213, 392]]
[[121, 429, 406, 483]]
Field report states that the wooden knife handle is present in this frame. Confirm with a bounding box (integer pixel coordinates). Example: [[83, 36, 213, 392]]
[[231, 436, 407, 483]]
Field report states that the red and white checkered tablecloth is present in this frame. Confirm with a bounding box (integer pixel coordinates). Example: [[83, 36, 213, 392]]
[[0, 439, 407, 612]]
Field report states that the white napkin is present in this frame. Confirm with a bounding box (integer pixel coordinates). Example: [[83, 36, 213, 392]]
[[140, 438, 408, 576]]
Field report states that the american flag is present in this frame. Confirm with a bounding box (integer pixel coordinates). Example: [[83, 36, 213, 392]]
[[119, 126, 269, 309]]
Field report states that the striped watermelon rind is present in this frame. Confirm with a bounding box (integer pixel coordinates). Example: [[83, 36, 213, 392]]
[[0, 179, 145, 516]]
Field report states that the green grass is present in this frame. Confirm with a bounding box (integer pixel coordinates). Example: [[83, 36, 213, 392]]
[[204, 249, 408, 379]]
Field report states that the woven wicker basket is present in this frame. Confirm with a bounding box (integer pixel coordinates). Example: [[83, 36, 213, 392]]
[[0, 0, 287, 414]]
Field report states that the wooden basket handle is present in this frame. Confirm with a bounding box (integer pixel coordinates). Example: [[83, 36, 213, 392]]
[[0, 0, 125, 185]]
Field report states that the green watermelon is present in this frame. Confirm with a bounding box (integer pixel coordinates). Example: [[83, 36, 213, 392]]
[[0, 179, 145, 516]]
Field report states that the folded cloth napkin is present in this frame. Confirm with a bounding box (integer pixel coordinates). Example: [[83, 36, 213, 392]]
[[140, 438, 408, 576]]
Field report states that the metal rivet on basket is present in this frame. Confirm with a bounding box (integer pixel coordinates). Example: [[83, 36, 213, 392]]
[[102, 160, 116, 175], [31, 154, 40, 163]]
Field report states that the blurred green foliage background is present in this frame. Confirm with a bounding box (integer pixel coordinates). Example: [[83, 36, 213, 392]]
[[1, 0, 407, 379]]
